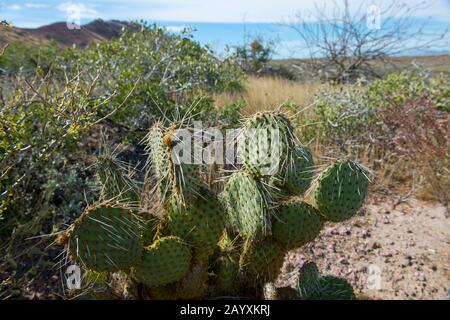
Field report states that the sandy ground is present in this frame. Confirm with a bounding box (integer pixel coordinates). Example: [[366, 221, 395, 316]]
[[277, 192, 450, 300]]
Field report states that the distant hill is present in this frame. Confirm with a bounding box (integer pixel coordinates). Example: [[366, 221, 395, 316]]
[[0, 19, 139, 47]]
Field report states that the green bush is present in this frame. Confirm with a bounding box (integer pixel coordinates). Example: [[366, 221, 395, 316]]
[[62, 23, 245, 134], [302, 72, 449, 149]]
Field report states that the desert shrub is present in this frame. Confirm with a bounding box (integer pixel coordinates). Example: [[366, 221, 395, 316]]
[[304, 72, 449, 148], [217, 99, 245, 128], [0, 41, 60, 76], [368, 72, 450, 111], [306, 80, 381, 151], [61, 23, 245, 135], [0, 70, 118, 219], [382, 98, 449, 205], [299, 72, 449, 202]]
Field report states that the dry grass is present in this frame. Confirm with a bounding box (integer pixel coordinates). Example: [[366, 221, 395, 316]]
[[214, 76, 322, 115]]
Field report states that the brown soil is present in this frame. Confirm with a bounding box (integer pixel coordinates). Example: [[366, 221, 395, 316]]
[[277, 191, 450, 300]]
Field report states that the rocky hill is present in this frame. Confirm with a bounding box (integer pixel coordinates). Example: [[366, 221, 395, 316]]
[[0, 19, 138, 47]]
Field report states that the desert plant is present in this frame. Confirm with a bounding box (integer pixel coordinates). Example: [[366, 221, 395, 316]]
[[57, 111, 369, 299]]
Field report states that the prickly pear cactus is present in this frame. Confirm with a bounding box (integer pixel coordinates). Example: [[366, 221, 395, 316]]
[[59, 112, 369, 300], [145, 123, 172, 204], [284, 146, 315, 195], [297, 262, 321, 299]]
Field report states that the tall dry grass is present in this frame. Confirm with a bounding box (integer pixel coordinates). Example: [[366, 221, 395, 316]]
[[214, 76, 322, 115]]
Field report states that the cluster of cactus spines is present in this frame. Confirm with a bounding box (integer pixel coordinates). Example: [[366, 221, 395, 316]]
[[59, 110, 370, 300], [297, 262, 355, 300], [96, 154, 140, 204]]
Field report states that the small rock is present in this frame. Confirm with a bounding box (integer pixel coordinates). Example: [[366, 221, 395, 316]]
[[372, 242, 382, 249]]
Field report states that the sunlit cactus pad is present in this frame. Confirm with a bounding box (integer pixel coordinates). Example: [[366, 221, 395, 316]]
[[67, 204, 143, 272], [284, 146, 315, 195], [223, 171, 273, 240], [242, 112, 295, 178], [314, 159, 369, 222]]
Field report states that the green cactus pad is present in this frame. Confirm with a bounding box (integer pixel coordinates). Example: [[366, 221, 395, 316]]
[[167, 192, 224, 262], [297, 262, 321, 299], [314, 159, 369, 222], [242, 112, 296, 179], [67, 204, 143, 272], [297, 262, 355, 300], [272, 202, 323, 250], [134, 236, 191, 287], [285, 146, 315, 195], [240, 240, 285, 283], [96, 156, 139, 203], [222, 171, 273, 240]]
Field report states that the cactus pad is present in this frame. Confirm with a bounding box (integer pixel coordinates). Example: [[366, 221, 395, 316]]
[[67, 204, 142, 272], [242, 112, 295, 179], [134, 236, 191, 287], [314, 159, 369, 222], [223, 171, 273, 240], [285, 146, 315, 195], [167, 192, 224, 261], [272, 202, 323, 250], [297, 262, 321, 299], [215, 254, 239, 293], [315, 276, 356, 300]]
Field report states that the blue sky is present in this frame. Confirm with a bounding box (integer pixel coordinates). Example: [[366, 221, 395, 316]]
[[1, 0, 450, 58]]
